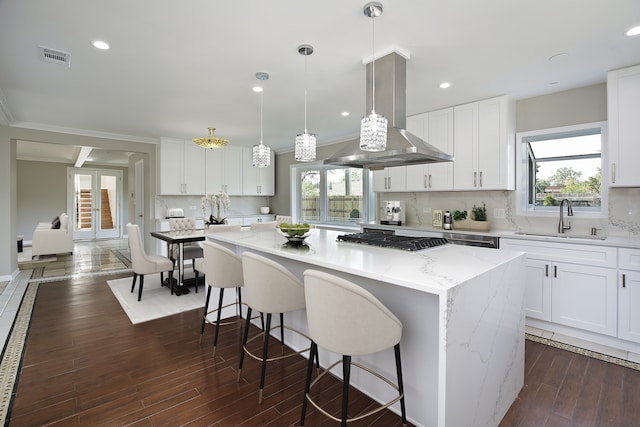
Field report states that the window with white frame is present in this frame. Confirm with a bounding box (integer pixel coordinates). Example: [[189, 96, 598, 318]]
[[292, 163, 369, 226], [517, 122, 607, 215]]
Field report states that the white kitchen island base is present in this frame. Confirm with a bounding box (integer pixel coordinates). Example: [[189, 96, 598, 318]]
[[207, 229, 526, 427]]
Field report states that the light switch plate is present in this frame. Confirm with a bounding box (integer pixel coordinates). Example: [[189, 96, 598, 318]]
[[432, 210, 443, 227]]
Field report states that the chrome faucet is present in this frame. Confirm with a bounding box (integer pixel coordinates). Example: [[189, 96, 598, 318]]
[[558, 199, 573, 233]]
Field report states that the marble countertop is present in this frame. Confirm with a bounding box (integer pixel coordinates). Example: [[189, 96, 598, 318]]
[[206, 228, 524, 295]]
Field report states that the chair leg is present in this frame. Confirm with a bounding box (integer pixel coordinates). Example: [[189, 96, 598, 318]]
[[200, 285, 212, 343], [212, 288, 225, 358], [160, 272, 164, 287], [395, 344, 407, 425], [194, 262, 198, 294], [341, 355, 351, 427], [238, 307, 253, 382], [130, 273, 138, 293], [258, 313, 272, 404], [300, 341, 317, 426], [138, 274, 144, 301]]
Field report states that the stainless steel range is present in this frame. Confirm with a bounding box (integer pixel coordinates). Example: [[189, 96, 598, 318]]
[[336, 231, 448, 251]]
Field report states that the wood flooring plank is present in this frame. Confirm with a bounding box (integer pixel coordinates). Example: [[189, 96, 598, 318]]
[[551, 352, 588, 418]]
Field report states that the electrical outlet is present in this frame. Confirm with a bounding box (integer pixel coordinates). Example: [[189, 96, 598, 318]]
[[423, 207, 432, 213], [494, 208, 505, 219], [189, 205, 197, 211]]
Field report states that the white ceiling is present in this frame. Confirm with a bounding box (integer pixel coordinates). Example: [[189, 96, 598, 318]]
[[1, 0, 639, 165]]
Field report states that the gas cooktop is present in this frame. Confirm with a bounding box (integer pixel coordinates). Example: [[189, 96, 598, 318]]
[[336, 232, 448, 251]]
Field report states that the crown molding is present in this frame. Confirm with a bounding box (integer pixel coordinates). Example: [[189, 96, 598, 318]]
[[9, 121, 158, 144]]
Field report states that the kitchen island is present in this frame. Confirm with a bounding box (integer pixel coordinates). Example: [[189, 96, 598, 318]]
[[207, 228, 526, 427]]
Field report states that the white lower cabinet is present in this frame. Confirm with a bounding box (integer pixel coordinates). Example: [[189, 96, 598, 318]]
[[501, 238, 617, 337], [618, 248, 640, 343]]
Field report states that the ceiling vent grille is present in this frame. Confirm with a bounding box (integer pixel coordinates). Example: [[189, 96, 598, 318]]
[[39, 46, 71, 67]]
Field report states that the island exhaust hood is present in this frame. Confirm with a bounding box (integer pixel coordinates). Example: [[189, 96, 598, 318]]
[[324, 52, 453, 169]]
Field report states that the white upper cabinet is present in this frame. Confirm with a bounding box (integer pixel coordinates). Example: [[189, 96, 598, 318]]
[[372, 166, 406, 192], [205, 146, 243, 195], [242, 147, 275, 196], [607, 64, 640, 187], [158, 138, 205, 195], [453, 96, 515, 190], [405, 108, 454, 191]]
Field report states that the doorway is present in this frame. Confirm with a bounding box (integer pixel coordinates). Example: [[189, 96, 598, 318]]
[[68, 168, 122, 240]]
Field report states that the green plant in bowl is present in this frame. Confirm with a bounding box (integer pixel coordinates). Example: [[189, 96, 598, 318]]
[[453, 210, 467, 221], [471, 202, 487, 221]]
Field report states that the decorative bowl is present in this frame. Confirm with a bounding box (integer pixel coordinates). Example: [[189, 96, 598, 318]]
[[276, 224, 314, 243]]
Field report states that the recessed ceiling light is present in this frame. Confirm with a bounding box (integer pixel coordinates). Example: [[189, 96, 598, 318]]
[[548, 52, 569, 62], [91, 40, 110, 50], [547, 81, 559, 86], [252, 86, 263, 92], [627, 25, 640, 36], [341, 111, 350, 117], [439, 82, 451, 89]]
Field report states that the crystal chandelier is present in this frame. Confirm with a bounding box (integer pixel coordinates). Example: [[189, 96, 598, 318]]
[[360, 2, 388, 152], [252, 72, 271, 167], [192, 127, 229, 149], [295, 44, 316, 162]]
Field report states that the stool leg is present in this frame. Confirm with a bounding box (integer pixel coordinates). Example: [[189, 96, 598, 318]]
[[300, 341, 317, 426], [237, 287, 243, 319], [130, 273, 138, 293], [258, 313, 272, 404], [212, 288, 225, 358], [341, 355, 351, 427], [395, 343, 407, 426], [138, 275, 144, 301], [237, 307, 252, 382], [199, 285, 212, 343], [280, 312, 285, 353]]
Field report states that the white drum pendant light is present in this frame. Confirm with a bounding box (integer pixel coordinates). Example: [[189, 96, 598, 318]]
[[360, 2, 388, 152], [252, 72, 271, 168], [295, 44, 316, 162]]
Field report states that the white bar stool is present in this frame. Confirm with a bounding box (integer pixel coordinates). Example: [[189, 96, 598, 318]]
[[238, 252, 316, 404], [301, 269, 407, 426]]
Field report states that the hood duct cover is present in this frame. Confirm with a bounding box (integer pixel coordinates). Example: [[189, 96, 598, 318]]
[[324, 52, 453, 169]]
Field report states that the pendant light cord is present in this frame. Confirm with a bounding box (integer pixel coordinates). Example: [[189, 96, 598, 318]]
[[260, 91, 264, 144], [304, 54, 308, 133], [371, 13, 376, 114]]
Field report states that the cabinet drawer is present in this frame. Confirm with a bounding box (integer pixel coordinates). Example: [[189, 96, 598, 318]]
[[500, 238, 617, 268], [619, 248, 640, 271]]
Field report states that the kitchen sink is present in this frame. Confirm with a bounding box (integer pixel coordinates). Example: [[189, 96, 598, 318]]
[[514, 232, 607, 241]]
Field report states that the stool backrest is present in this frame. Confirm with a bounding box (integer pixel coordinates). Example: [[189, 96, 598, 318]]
[[207, 223, 242, 233], [201, 241, 243, 288], [250, 221, 277, 231], [303, 269, 402, 356], [241, 252, 305, 314]]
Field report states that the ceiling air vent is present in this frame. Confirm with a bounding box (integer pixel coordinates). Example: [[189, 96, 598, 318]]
[[38, 46, 71, 67]]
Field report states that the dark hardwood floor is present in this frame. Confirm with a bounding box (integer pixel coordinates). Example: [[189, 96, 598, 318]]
[[9, 272, 640, 426]]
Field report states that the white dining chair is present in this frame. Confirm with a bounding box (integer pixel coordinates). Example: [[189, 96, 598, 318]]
[[126, 223, 174, 301]]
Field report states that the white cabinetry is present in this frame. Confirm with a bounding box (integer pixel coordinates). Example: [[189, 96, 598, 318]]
[[158, 138, 205, 195], [618, 248, 640, 343], [205, 146, 243, 195], [500, 238, 617, 336], [453, 96, 515, 190], [372, 167, 406, 192], [607, 64, 640, 187], [242, 147, 275, 195], [405, 108, 454, 191]]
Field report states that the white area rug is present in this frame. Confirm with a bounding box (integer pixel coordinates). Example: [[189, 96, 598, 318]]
[[107, 274, 203, 324]]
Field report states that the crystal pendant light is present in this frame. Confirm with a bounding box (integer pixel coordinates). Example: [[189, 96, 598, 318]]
[[252, 72, 271, 168], [360, 2, 388, 152], [295, 44, 316, 162]]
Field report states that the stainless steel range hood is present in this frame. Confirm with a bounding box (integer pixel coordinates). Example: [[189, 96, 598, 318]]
[[324, 52, 453, 169]]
